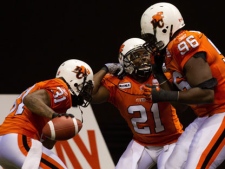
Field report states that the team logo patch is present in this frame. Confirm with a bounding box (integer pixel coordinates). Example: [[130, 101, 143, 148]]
[[136, 98, 147, 102], [119, 82, 131, 89]]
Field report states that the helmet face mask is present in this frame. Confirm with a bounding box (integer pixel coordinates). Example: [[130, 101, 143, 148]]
[[119, 38, 152, 81], [140, 2, 185, 53], [76, 79, 93, 107], [56, 59, 94, 107]]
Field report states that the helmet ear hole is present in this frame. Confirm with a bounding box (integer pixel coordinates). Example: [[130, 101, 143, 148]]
[[162, 29, 167, 33]]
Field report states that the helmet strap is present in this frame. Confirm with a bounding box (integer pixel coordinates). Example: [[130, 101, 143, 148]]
[[60, 77, 76, 95], [169, 25, 173, 40], [71, 95, 84, 107]]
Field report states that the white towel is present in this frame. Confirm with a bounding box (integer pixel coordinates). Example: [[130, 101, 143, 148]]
[[22, 139, 42, 169]]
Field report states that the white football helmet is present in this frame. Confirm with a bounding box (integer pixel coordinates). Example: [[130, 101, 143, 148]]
[[140, 2, 185, 52], [56, 59, 94, 107], [118, 38, 151, 80]]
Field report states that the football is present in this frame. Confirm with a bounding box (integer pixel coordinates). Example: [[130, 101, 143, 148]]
[[42, 116, 83, 141]]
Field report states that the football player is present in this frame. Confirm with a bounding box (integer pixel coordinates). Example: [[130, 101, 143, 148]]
[[140, 2, 225, 169], [0, 59, 94, 169], [92, 38, 186, 169]]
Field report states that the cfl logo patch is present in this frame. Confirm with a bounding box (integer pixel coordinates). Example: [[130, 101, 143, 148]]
[[119, 82, 131, 89], [136, 98, 147, 102]]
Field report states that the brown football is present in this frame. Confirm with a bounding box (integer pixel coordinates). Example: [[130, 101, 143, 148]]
[[42, 116, 83, 141]]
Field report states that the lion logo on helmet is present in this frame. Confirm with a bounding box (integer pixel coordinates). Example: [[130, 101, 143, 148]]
[[151, 11, 164, 29], [72, 66, 90, 79]]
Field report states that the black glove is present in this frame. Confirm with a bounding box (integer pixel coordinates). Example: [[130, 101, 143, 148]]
[[152, 55, 165, 74], [102, 63, 124, 76], [52, 113, 74, 119], [151, 54, 168, 83], [143, 84, 179, 103]]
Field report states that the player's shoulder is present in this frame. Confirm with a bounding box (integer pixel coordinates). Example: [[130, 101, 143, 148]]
[[167, 30, 206, 57], [103, 73, 123, 84], [37, 78, 66, 87], [185, 30, 204, 36], [173, 30, 204, 43], [35, 78, 69, 95]]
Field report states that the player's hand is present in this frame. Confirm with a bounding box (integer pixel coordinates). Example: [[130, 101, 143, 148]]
[[52, 113, 74, 119], [142, 84, 179, 103], [104, 63, 124, 76], [151, 54, 165, 74], [142, 84, 160, 102], [41, 136, 56, 149]]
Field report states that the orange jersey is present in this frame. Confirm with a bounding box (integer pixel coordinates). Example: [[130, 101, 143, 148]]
[[101, 73, 183, 146], [166, 30, 225, 117], [0, 78, 72, 140]]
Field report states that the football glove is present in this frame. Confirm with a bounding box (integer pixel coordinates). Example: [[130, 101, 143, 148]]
[[103, 63, 124, 76], [52, 113, 74, 119], [151, 54, 168, 83]]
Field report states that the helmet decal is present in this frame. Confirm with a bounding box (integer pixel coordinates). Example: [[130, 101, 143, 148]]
[[151, 11, 164, 37], [119, 44, 125, 53], [151, 12, 164, 29], [72, 66, 90, 79]]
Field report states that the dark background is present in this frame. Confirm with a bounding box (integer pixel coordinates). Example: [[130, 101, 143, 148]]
[[1, 0, 224, 168]]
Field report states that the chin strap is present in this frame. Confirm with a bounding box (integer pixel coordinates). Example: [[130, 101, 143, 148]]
[[136, 69, 151, 77], [78, 106, 84, 123], [71, 95, 84, 107]]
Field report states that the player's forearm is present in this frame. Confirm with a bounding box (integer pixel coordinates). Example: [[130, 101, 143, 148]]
[[23, 93, 54, 119], [151, 86, 214, 105], [178, 87, 214, 104], [92, 69, 107, 95], [154, 70, 174, 91], [42, 138, 56, 149]]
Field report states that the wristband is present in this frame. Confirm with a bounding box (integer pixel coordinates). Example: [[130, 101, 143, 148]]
[[101, 66, 108, 72], [152, 89, 178, 103], [154, 73, 167, 84], [159, 80, 168, 85]]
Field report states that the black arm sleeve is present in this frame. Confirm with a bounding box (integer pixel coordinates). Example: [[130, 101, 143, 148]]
[[196, 78, 218, 90]]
